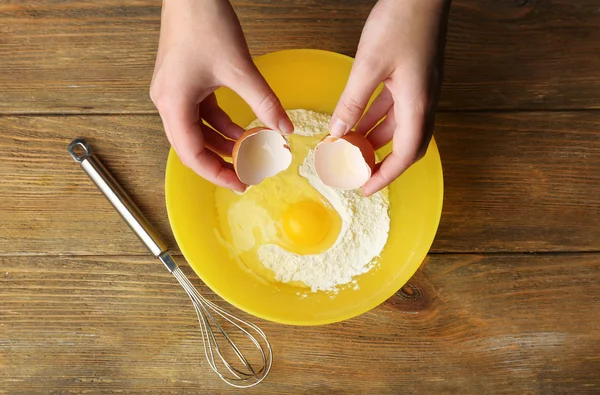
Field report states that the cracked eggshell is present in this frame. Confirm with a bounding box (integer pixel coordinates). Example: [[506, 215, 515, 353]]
[[232, 127, 292, 185], [314, 133, 376, 190]]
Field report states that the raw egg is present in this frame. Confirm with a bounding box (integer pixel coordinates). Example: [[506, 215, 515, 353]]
[[232, 127, 292, 185], [282, 199, 331, 247], [314, 133, 375, 190]]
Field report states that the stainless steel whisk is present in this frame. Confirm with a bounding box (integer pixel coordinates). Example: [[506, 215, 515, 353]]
[[68, 138, 272, 388]]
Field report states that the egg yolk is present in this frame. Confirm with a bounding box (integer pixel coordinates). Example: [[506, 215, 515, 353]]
[[282, 200, 330, 247]]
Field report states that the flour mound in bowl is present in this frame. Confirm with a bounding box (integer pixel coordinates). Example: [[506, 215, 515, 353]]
[[258, 146, 390, 292], [221, 109, 390, 293]]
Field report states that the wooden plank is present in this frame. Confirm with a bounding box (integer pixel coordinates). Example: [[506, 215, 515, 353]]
[[1, 0, 600, 114], [1, 112, 599, 255], [435, 111, 600, 252], [1, 253, 599, 393]]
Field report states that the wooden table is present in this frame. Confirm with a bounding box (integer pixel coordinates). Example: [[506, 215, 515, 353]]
[[1, 1, 599, 393]]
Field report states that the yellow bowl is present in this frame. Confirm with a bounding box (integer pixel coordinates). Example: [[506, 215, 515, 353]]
[[165, 49, 443, 326]]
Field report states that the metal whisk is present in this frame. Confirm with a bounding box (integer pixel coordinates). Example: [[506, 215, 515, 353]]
[[68, 138, 272, 388]]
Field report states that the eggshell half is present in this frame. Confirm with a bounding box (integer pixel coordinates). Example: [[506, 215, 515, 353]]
[[314, 134, 375, 190], [232, 127, 292, 185]]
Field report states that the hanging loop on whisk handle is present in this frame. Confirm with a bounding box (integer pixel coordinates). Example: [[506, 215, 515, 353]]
[[68, 138, 171, 263]]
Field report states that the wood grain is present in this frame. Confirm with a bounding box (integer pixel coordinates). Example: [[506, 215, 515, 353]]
[[1, 0, 600, 114], [1, 112, 598, 256], [1, 253, 599, 394], [435, 111, 600, 252]]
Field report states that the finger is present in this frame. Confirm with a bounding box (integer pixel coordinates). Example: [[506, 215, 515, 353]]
[[159, 97, 246, 192], [222, 63, 293, 135], [199, 93, 245, 140], [362, 151, 412, 197], [355, 86, 394, 135], [188, 147, 246, 192], [365, 109, 396, 150], [362, 107, 430, 197], [201, 123, 235, 157], [160, 114, 175, 147], [330, 60, 387, 137]]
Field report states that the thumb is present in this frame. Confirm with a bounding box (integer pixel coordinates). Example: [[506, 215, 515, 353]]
[[224, 63, 293, 134], [330, 60, 384, 137]]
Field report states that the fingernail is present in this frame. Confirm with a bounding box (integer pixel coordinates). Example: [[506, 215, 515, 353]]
[[361, 186, 372, 197], [330, 117, 349, 137], [278, 117, 294, 135], [232, 184, 248, 195]]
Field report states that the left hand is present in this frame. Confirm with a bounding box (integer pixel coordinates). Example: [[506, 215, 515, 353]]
[[330, 0, 451, 196]]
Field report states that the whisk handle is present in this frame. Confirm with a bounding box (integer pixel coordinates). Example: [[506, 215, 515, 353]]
[[68, 138, 168, 258]]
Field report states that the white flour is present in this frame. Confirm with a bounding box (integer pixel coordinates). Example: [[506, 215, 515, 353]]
[[247, 109, 332, 137], [250, 110, 391, 293]]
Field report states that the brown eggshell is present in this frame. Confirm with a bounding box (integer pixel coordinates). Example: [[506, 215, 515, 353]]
[[232, 127, 270, 175], [314, 133, 376, 190], [338, 133, 376, 173], [232, 127, 292, 185]]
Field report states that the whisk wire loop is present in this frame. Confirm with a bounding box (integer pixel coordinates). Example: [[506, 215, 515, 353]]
[[172, 268, 272, 388]]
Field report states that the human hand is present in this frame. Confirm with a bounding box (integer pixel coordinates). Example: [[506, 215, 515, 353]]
[[330, 0, 450, 196], [150, 0, 293, 192]]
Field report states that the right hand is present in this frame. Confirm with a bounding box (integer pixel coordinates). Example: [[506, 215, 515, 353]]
[[329, 0, 449, 196], [150, 0, 293, 191]]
